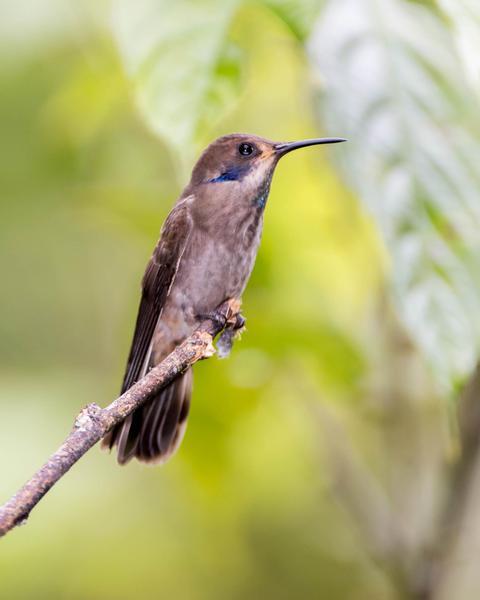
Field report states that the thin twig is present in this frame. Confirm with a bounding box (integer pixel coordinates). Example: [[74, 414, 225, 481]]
[[0, 302, 236, 538]]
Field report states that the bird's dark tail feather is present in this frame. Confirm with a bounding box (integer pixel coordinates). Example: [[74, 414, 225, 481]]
[[102, 369, 192, 465]]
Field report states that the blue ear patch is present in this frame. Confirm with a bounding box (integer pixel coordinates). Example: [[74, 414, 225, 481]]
[[208, 165, 247, 183]]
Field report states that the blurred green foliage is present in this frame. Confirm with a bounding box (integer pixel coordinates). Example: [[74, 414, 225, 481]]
[[311, 0, 480, 390], [1, 1, 480, 598]]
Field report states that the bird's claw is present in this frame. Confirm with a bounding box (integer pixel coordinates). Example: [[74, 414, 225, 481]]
[[222, 298, 242, 326], [197, 299, 245, 358], [217, 298, 245, 358]]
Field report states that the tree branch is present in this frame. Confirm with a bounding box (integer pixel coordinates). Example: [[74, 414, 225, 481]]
[[0, 301, 236, 538]]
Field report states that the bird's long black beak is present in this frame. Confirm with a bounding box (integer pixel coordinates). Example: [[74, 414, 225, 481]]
[[274, 137, 347, 156]]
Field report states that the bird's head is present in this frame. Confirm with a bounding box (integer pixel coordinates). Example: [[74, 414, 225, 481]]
[[189, 133, 346, 194]]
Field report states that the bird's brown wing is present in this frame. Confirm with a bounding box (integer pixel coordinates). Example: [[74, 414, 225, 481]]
[[102, 200, 193, 457], [120, 200, 193, 394]]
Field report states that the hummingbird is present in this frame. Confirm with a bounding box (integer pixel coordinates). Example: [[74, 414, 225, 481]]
[[103, 133, 345, 465]]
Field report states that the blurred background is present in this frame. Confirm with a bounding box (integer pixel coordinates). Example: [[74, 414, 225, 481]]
[[2, 0, 480, 598]]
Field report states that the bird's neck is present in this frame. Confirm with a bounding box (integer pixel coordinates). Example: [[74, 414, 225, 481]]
[[186, 180, 269, 240], [252, 171, 273, 210]]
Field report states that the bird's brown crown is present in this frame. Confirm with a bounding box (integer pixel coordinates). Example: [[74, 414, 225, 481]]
[[190, 133, 277, 185]]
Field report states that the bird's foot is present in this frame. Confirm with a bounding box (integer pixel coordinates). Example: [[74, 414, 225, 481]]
[[197, 298, 243, 329], [232, 313, 246, 331], [221, 298, 242, 326], [197, 299, 245, 358], [217, 299, 245, 359]]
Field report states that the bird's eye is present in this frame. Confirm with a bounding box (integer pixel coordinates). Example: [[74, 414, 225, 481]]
[[238, 143, 254, 156]]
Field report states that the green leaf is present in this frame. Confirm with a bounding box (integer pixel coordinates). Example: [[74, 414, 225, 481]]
[[112, 0, 242, 166], [258, 0, 324, 40], [308, 0, 480, 389], [111, 0, 323, 168], [438, 0, 480, 93]]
